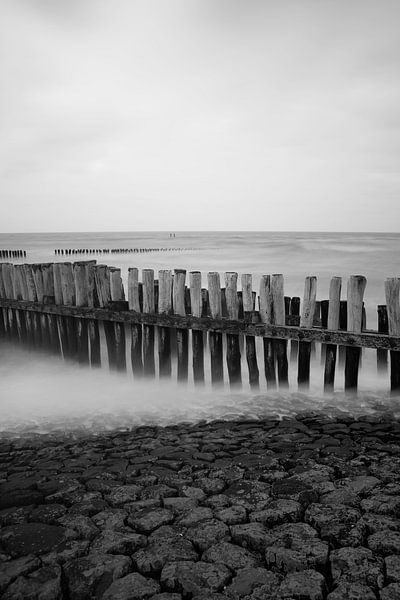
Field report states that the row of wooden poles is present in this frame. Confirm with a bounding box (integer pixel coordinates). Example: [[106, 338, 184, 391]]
[[1, 250, 26, 259], [0, 261, 399, 392], [54, 248, 192, 255]]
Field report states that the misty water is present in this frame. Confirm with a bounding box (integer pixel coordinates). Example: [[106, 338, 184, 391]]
[[1, 231, 400, 437]]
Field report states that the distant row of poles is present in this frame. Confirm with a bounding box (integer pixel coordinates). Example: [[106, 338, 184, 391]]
[[1, 250, 26, 259], [54, 248, 194, 255]]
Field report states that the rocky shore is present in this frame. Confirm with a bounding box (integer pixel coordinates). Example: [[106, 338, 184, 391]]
[[1, 412, 400, 599]]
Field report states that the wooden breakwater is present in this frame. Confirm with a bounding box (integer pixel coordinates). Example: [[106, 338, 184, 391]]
[[1, 261, 400, 393], [54, 248, 194, 255], [1, 250, 26, 260]]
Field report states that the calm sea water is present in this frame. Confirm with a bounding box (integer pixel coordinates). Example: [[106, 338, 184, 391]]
[[1, 231, 399, 436]]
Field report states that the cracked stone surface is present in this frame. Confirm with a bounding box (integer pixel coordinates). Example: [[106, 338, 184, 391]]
[[0, 413, 399, 599]]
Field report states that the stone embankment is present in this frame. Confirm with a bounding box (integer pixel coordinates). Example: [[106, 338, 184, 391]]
[[1, 412, 400, 599]]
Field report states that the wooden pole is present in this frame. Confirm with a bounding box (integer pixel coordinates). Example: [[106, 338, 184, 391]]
[[345, 276, 367, 391], [271, 274, 288, 387], [289, 296, 300, 363], [109, 268, 126, 371], [225, 272, 241, 387], [73, 262, 89, 364], [259, 275, 276, 388], [190, 271, 204, 383], [174, 269, 188, 381], [208, 272, 224, 385], [297, 276, 317, 388], [377, 305, 388, 373], [338, 300, 347, 367], [86, 262, 101, 367], [128, 268, 143, 376], [158, 270, 172, 377], [323, 277, 341, 391], [385, 278, 400, 392], [142, 269, 155, 376], [242, 273, 259, 389], [42, 263, 60, 354]]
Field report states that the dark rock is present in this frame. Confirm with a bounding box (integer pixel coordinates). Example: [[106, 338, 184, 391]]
[[2, 564, 62, 600], [133, 531, 197, 574], [344, 475, 381, 495], [58, 515, 99, 540], [327, 582, 377, 599], [264, 522, 329, 573], [225, 481, 270, 510], [360, 513, 400, 535], [163, 496, 198, 514], [41, 539, 90, 565], [150, 595, 181, 600], [63, 552, 132, 600], [92, 509, 128, 530], [127, 508, 174, 534], [380, 583, 400, 600], [0, 488, 44, 510], [160, 560, 231, 595], [215, 505, 247, 525], [230, 522, 268, 553], [0, 523, 69, 557], [367, 531, 400, 555], [105, 485, 143, 507], [0, 505, 34, 526], [360, 494, 400, 517], [385, 555, 400, 584], [277, 569, 326, 599], [91, 529, 147, 555], [140, 484, 177, 500], [102, 572, 160, 599], [0, 555, 40, 594], [203, 494, 230, 509], [320, 488, 361, 508], [329, 546, 384, 589], [195, 477, 226, 495], [185, 518, 230, 551], [177, 507, 213, 527], [29, 504, 67, 525], [224, 567, 282, 598], [271, 477, 318, 505], [305, 503, 365, 547], [202, 541, 261, 571], [250, 499, 303, 527]]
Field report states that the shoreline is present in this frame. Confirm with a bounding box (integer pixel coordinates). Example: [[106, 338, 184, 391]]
[[1, 412, 400, 598]]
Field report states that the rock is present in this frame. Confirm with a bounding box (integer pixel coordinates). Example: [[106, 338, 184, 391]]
[[28, 504, 67, 525], [360, 494, 400, 517], [102, 572, 160, 599], [185, 519, 230, 551], [160, 560, 231, 595], [63, 552, 132, 600], [0, 523, 69, 557], [214, 505, 247, 525], [320, 488, 361, 508], [0, 488, 44, 510], [92, 509, 128, 530], [0, 555, 40, 594], [127, 508, 174, 534], [271, 477, 318, 506], [203, 494, 230, 509], [41, 540, 90, 565], [196, 477, 226, 495], [0, 505, 33, 526], [329, 547, 384, 589], [359, 514, 400, 535], [203, 541, 261, 571], [58, 515, 99, 540], [182, 486, 206, 501], [68, 497, 108, 516], [367, 531, 400, 555], [230, 522, 268, 553], [105, 485, 143, 507], [250, 499, 303, 527], [345, 476, 381, 495], [163, 497, 198, 515], [327, 582, 377, 599], [177, 507, 213, 527], [2, 564, 62, 600], [304, 503, 365, 547], [150, 595, 181, 600], [91, 529, 147, 555], [380, 583, 400, 600], [385, 555, 400, 584], [224, 567, 282, 598], [277, 569, 326, 600], [133, 531, 197, 574], [264, 522, 329, 573], [140, 484, 177, 500], [225, 481, 270, 510]]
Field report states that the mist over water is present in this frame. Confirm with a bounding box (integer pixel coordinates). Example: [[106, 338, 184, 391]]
[[1, 231, 399, 436]]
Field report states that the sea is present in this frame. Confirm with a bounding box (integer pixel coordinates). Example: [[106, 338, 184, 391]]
[[1, 231, 400, 437]]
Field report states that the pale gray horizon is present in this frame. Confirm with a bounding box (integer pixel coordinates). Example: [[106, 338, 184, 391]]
[[1, 0, 399, 233]]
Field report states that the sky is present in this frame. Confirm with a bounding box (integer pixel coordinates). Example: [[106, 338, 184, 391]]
[[0, 0, 399, 232]]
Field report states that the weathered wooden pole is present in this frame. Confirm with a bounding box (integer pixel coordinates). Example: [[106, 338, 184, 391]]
[[53, 263, 69, 358], [190, 271, 204, 384], [271, 274, 288, 387], [24, 264, 41, 347], [41, 263, 60, 354], [385, 278, 400, 392], [289, 296, 300, 363], [242, 273, 259, 389], [85, 262, 101, 367], [109, 267, 126, 371], [259, 275, 276, 388], [142, 269, 155, 376], [377, 305, 388, 373], [208, 272, 224, 386], [73, 262, 89, 364], [338, 300, 347, 367], [158, 269, 172, 377], [59, 262, 77, 359], [128, 267, 143, 376], [297, 276, 317, 389], [323, 277, 341, 391], [174, 269, 188, 381], [225, 272, 241, 387], [345, 276, 367, 390]]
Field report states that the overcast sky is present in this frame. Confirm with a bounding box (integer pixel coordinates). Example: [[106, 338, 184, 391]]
[[1, 0, 399, 232]]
